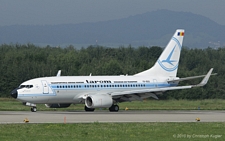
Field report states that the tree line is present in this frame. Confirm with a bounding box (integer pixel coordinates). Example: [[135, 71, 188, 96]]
[[0, 44, 224, 99]]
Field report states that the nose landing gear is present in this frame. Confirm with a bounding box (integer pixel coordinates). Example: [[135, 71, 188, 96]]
[[23, 102, 37, 112]]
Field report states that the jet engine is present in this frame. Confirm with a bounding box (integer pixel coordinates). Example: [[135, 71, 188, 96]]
[[85, 94, 113, 108], [45, 103, 71, 108]]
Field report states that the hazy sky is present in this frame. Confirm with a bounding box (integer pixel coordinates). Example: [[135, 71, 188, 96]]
[[0, 0, 225, 26]]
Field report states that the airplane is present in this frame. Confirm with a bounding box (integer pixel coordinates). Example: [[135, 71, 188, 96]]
[[11, 29, 214, 112]]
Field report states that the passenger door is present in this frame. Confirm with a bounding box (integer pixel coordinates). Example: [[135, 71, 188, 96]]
[[41, 80, 49, 94]]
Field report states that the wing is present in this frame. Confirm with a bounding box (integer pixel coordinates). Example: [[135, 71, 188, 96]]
[[110, 68, 213, 101], [167, 68, 216, 83]]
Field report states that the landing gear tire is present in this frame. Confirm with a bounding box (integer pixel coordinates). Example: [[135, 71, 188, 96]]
[[84, 106, 95, 112], [109, 105, 119, 112], [31, 107, 37, 112]]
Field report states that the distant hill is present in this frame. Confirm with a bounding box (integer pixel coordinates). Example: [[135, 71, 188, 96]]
[[0, 9, 225, 48]]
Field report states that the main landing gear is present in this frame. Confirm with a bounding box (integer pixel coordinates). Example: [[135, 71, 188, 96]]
[[84, 104, 119, 112], [109, 104, 119, 112], [84, 106, 95, 112], [31, 107, 37, 112]]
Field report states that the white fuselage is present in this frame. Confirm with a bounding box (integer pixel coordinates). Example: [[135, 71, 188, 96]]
[[16, 75, 177, 104]]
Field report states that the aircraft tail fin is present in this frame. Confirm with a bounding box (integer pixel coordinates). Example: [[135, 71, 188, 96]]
[[134, 29, 185, 77]]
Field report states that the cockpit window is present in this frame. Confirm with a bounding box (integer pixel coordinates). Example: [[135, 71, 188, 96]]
[[19, 85, 33, 89], [19, 85, 26, 88]]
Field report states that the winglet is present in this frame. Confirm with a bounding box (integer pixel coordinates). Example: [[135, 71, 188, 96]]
[[56, 70, 61, 77], [193, 68, 213, 87]]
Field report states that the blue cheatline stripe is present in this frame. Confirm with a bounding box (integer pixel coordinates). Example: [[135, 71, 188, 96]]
[[50, 82, 174, 90]]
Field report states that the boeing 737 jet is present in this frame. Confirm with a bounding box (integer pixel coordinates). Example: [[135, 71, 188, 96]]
[[11, 29, 214, 112]]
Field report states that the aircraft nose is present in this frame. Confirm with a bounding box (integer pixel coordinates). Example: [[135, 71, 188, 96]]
[[11, 89, 18, 99]]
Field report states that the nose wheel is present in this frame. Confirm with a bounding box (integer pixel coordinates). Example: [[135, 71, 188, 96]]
[[31, 107, 37, 112]]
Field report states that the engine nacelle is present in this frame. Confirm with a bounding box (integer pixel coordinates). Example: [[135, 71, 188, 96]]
[[85, 94, 113, 108], [45, 103, 71, 108]]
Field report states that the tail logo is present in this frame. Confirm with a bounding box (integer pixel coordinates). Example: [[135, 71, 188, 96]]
[[161, 46, 176, 66], [157, 38, 181, 72]]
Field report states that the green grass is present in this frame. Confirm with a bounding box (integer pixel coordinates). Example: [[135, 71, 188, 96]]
[[0, 122, 224, 141], [1, 98, 225, 140], [0, 98, 225, 111]]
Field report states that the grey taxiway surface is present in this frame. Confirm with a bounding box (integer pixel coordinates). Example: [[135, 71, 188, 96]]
[[1, 110, 225, 123]]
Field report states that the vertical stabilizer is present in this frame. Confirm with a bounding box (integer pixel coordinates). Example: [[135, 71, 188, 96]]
[[134, 29, 185, 77]]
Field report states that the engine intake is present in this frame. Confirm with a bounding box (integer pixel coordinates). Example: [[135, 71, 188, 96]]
[[85, 94, 113, 108]]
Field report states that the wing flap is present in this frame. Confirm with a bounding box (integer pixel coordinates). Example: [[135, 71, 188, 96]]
[[110, 85, 192, 96]]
